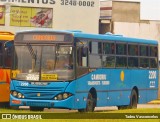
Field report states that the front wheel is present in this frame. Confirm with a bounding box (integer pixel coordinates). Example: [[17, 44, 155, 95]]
[[78, 92, 96, 112], [129, 89, 138, 109], [30, 106, 44, 111]]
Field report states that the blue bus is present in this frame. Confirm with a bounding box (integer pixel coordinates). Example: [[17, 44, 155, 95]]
[[10, 30, 159, 111]]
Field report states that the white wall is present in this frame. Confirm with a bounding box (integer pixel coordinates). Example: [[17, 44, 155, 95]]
[[0, 0, 100, 34], [113, 21, 160, 40]]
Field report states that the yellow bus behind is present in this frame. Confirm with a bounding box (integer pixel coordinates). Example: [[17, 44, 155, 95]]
[[0, 31, 14, 104]]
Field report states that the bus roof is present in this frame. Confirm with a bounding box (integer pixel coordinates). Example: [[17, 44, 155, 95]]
[[0, 31, 14, 41], [73, 32, 158, 45], [15, 29, 158, 45]]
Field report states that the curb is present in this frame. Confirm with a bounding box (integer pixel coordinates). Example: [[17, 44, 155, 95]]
[[148, 100, 160, 104]]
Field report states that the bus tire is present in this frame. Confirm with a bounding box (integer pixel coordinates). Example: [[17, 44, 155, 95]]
[[0, 102, 10, 108], [30, 106, 44, 111], [78, 92, 95, 112], [129, 89, 138, 109]]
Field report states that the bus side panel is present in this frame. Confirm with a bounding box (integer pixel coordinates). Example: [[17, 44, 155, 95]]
[[138, 89, 158, 104], [131, 69, 147, 104], [74, 73, 91, 109], [131, 69, 158, 104], [74, 69, 158, 109], [146, 90, 158, 102], [107, 91, 130, 106], [146, 69, 159, 102], [74, 69, 111, 109], [106, 69, 131, 106], [0, 69, 10, 102], [64, 81, 76, 109], [74, 69, 132, 108]]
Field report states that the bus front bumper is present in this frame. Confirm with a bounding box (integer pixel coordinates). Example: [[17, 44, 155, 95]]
[[10, 95, 75, 109]]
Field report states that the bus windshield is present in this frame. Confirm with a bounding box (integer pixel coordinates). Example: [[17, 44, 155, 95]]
[[13, 44, 74, 81]]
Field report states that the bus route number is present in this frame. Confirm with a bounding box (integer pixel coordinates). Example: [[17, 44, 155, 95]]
[[61, 0, 95, 7], [149, 71, 156, 79]]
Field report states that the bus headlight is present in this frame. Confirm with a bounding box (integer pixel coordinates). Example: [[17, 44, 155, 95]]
[[63, 93, 68, 99], [54, 93, 72, 100], [13, 91, 18, 97], [17, 93, 22, 98], [57, 94, 63, 100], [11, 91, 25, 99]]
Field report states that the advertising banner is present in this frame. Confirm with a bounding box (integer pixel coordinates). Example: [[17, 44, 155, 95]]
[[0, 5, 5, 25], [10, 6, 53, 28]]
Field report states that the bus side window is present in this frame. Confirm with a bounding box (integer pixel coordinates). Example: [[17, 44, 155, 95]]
[[116, 43, 127, 55], [150, 58, 158, 68], [128, 57, 138, 68], [4, 41, 13, 68], [116, 57, 127, 67], [0, 42, 3, 67], [103, 42, 115, 54], [140, 45, 149, 56], [102, 56, 115, 67], [77, 46, 88, 67], [89, 41, 102, 68], [76, 40, 89, 78], [128, 44, 138, 56], [150, 46, 157, 57], [140, 58, 149, 68], [90, 41, 102, 54]]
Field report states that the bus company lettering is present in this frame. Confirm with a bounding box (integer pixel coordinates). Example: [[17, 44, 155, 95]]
[[91, 74, 106, 80], [88, 81, 101, 85], [88, 74, 110, 86], [0, 0, 56, 4]]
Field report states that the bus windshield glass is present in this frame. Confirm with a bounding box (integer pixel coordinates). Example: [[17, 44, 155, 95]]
[[13, 44, 74, 81]]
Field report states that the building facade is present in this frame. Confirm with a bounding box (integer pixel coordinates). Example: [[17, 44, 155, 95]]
[[0, 0, 100, 33]]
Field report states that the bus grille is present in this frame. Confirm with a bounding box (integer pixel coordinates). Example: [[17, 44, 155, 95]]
[[16, 86, 65, 100]]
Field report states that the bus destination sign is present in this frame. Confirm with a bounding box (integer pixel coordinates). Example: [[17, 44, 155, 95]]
[[32, 35, 56, 41], [23, 34, 64, 41], [15, 32, 73, 42]]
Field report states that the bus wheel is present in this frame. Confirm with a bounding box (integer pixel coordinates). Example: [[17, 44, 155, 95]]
[[78, 92, 95, 112], [0, 102, 10, 108], [30, 106, 44, 111], [129, 89, 138, 109]]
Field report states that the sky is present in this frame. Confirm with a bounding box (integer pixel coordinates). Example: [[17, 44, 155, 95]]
[[140, 0, 160, 20]]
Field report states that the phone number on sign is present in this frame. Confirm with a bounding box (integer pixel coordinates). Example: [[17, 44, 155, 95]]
[[61, 0, 95, 7]]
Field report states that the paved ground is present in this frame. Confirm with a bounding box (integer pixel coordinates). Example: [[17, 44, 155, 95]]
[[19, 102, 160, 112], [44, 103, 160, 112]]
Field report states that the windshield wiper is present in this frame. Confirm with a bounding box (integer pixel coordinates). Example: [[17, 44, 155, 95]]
[[27, 44, 37, 60], [27, 44, 37, 71]]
